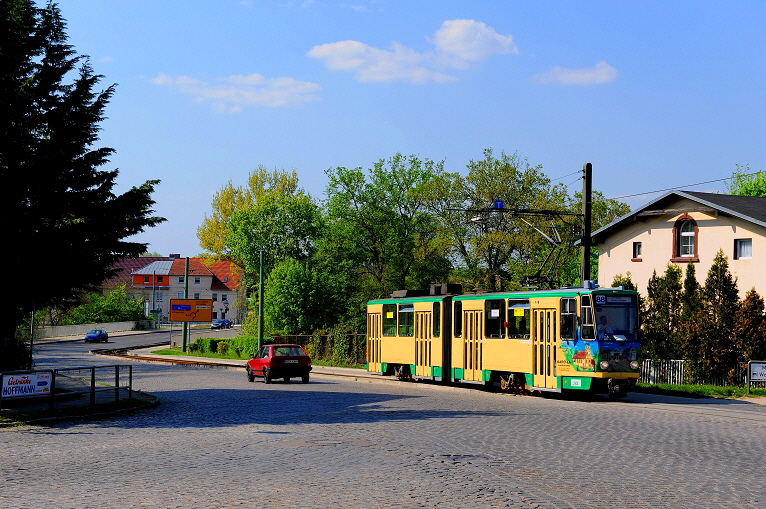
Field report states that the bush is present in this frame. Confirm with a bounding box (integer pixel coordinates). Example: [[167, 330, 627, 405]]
[[217, 342, 229, 355]]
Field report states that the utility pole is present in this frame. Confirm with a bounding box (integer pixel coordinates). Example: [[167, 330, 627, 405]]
[[581, 162, 593, 286], [258, 249, 264, 350], [182, 256, 190, 352]]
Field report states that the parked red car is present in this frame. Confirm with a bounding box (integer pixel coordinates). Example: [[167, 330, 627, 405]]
[[246, 344, 312, 384]]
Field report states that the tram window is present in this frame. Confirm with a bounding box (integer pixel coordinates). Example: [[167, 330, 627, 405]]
[[560, 298, 577, 340], [581, 295, 596, 340], [484, 299, 506, 338], [454, 301, 463, 337], [398, 305, 414, 336], [433, 302, 441, 337], [508, 300, 530, 338], [383, 304, 397, 336]]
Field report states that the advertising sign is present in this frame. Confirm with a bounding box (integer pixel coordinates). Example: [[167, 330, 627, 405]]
[[2, 373, 52, 398], [750, 362, 766, 382], [169, 299, 213, 322]]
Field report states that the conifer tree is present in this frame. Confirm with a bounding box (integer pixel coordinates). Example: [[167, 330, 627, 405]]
[[642, 264, 683, 360], [0, 0, 164, 369], [701, 250, 740, 382], [678, 262, 707, 382], [734, 288, 766, 363]]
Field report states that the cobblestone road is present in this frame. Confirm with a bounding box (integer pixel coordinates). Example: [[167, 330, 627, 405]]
[[2, 347, 766, 509]]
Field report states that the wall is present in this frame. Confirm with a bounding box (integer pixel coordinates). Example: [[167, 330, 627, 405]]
[[36, 320, 154, 339]]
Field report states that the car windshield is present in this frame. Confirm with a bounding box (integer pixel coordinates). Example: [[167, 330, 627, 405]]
[[273, 346, 305, 356], [88, 330, 99, 334]]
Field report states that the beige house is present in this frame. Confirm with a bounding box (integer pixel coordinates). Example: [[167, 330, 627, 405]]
[[592, 191, 766, 297]]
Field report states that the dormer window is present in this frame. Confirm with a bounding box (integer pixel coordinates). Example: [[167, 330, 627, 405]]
[[672, 214, 699, 262]]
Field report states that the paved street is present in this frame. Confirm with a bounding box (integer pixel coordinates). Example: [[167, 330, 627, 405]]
[[2, 342, 766, 509]]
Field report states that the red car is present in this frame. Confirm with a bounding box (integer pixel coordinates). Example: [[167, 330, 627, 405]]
[[246, 344, 312, 384]]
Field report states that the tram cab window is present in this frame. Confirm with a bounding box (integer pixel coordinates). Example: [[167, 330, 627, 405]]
[[560, 298, 577, 340], [485, 299, 506, 338], [382, 304, 397, 336], [433, 302, 441, 337], [454, 301, 463, 337], [581, 295, 596, 340], [507, 300, 530, 338], [398, 305, 414, 337]]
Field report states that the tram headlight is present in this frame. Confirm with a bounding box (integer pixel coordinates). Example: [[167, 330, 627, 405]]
[[599, 360, 610, 371], [630, 360, 640, 370]]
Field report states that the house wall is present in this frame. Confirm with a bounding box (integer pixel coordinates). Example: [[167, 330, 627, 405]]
[[597, 197, 766, 297], [130, 276, 240, 323]]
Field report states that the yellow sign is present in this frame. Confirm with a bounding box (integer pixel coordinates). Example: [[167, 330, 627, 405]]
[[169, 299, 213, 322]]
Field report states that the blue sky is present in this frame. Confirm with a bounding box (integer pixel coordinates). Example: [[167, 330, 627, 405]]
[[61, 0, 766, 257]]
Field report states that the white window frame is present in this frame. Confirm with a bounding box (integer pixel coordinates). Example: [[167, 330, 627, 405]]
[[735, 239, 752, 260]]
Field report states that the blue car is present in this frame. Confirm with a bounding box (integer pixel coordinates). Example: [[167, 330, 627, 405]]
[[84, 329, 109, 343]]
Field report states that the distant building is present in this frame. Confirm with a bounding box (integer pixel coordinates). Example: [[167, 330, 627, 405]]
[[108, 254, 243, 324], [592, 191, 766, 297]]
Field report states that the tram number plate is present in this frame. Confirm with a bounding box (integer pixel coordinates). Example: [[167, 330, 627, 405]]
[[284, 360, 298, 364], [570, 379, 582, 387]]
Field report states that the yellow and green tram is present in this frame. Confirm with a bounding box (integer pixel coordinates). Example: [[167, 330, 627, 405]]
[[366, 283, 640, 396]]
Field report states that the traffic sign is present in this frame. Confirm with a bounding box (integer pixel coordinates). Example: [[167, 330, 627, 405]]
[[169, 299, 213, 322]]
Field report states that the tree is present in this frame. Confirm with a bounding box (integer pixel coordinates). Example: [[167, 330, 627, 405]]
[[226, 190, 322, 290], [734, 288, 766, 363], [642, 264, 683, 360], [700, 250, 740, 380], [197, 166, 300, 259], [323, 153, 449, 300], [678, 262, 707, 382], [0, 1, 164, 369], [727, 164, 766, 197], [60, 286, 146, 325], [425, 149, 570, 291]]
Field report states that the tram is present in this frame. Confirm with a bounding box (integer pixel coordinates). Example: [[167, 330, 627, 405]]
[[366, 282, 640, 396]]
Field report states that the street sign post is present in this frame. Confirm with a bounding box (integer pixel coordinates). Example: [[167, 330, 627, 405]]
[[169, 299, 213, 323]]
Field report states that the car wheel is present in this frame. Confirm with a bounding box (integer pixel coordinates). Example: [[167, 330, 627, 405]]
[[302, 373, 310, 384], [246, 367, 255, 383], [263, 368, 272, 384]]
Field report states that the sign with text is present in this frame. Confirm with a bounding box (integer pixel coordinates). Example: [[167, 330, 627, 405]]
[[749, 361, 766, 382], [2, 373, 52, 398], [169, 299, 213, 322]]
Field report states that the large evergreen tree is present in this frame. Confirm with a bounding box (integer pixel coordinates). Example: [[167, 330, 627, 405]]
[[0, 0, 164, 369], [701, 250, 740, 381]]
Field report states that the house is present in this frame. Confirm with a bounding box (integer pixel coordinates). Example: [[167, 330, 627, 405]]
[[128, 256, 243, 324], [591, 191, 766, 297]]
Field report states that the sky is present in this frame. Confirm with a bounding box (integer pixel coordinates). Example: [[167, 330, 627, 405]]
[[59, 0, 766, 258]]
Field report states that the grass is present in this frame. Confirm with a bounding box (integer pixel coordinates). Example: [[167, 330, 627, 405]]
[[0, 391, 158, 427], [635, 382, 766, 400]]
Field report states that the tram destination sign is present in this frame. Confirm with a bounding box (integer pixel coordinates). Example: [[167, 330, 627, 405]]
[[169, 299, 213, 322]]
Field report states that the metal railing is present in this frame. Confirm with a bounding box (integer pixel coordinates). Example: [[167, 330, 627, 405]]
[[1, 365, 133, 410], [640, 359, 766, 388]]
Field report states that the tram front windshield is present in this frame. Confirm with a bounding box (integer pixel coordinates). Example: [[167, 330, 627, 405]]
[[592, 295, 637, 342]]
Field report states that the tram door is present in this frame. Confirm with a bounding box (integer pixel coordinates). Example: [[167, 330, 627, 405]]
[[414, 311, 432, 377], [367, 313, 382, 372], [462, 310, 483, 381], [532, 308, 558, 389]]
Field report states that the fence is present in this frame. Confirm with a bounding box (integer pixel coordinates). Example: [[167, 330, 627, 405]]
[[270, 334, 367, 365], [640, 359, 766, 388], [0, 365, 133, 410]]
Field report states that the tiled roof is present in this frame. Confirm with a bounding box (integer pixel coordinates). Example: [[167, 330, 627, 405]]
[[133, 261, 174, 275], [104, 257, 170, 287]]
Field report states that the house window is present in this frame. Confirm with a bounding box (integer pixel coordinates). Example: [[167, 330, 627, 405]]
[[144, 276, 150, 284], [177, 292, 184, 298], [157, 276, 164, 284], [221, 294, 228, 302], [194, 277, 201, 284], [156, 293, 163, 302], [178, 276, 184, 284], [632, 242, 642, 261], [672, 215, 699, 262], [212, 293, 218, 302], [193, 293, 200, 299], [735, 239, 752, 260]]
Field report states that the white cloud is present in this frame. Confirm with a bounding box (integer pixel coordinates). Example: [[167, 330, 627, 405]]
[[151, 73, 321, 111], [532, 61, 618, 86], [308, 19, 516, 84]]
